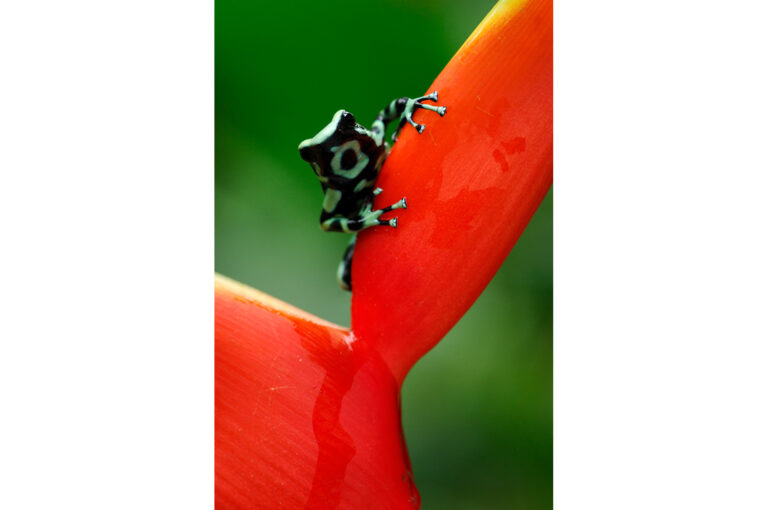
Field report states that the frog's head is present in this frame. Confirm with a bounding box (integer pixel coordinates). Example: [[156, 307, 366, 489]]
[[298, 110, 366, 169]]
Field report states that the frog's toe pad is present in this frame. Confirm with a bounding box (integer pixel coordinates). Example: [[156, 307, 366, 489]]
[[399, 197, 407, 209], [437, 106, 447, 116], [390, 218, 398, 228], [415, 91, 438, 103]]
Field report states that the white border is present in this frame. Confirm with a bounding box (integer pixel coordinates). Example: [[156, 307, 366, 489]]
[[0, 1, 213, 508], [556, 1, 768, 508]]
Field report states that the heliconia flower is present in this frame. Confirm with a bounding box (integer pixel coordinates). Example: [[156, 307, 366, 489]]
[[215, 0, 552, 508]]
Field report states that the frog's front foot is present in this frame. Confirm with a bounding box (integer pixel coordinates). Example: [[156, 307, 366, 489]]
[[407, 92, 447, 133], [383, 197, 407, 227], [367, 197, 407, 228], [393, 91, 447, 141]]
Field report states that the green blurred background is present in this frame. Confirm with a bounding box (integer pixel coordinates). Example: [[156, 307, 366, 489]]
[[216, 1, 552, 508]]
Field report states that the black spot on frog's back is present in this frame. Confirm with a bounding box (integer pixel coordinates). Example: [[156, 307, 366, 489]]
[[340, 149, 357, 170]]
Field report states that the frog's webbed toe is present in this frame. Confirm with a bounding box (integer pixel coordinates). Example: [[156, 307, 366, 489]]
[[379, 197, 407, 213], [414, 91, 447, 116], [391, 118, 408, 142], [375, 217, 397, 228], [396, 91, 447, 140], [407, 119, 426, 134]]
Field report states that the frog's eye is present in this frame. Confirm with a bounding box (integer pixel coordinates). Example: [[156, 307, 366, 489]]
[[340, 149, 358, 170]]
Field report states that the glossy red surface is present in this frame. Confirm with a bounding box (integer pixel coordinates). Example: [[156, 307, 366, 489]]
[[216, 280, 419, 509], [352, 0, 553, 383]]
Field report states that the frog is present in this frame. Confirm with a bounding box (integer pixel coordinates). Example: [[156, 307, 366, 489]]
[[298, 91, 446, 291]]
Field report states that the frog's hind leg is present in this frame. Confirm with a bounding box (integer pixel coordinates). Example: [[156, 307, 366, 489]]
[[337, 236, 356, 292]]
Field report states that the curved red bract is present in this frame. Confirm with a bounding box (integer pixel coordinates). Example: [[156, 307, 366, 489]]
[[352, 0, 553, 383], [216, 279, 420, 509], [216, 0, 552, 508]]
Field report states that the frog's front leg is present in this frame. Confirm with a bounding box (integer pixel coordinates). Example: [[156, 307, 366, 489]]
[[393, 91, 447, 141], [320, 197, 407, 233], [370, 91, 446, 144]]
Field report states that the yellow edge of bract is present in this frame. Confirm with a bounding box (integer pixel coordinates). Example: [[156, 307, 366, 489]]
[[457, 0, 529, 54], [215, 273, 347, 331]]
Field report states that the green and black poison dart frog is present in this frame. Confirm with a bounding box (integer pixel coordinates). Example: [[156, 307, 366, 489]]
[[298, 91, 446, 292]]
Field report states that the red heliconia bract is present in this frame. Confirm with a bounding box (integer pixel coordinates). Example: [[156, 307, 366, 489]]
[[215, 0, 552, 508], [352, 0, 553, 383], [216, 278, 419, 509]]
